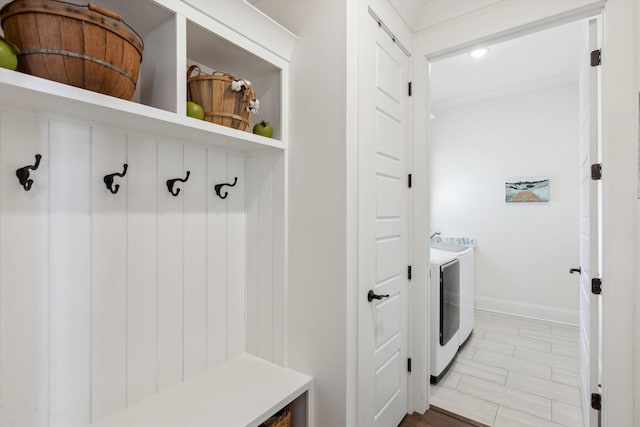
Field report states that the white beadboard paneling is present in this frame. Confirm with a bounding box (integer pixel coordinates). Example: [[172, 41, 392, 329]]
[[227, 154, 246, 359], [157, 142, 185, 390], [91, 128, 128, 421], [245, 155, 258, 357], [0, 110, 283, 422], [126, 136, 158, 405], [48, 120, 92, 426], [0, 110, 49, 427], [256, 153, 274, 361], [183, 145, 207, 379], [206, 151, 228, 367], [246, 152, 285, 364]]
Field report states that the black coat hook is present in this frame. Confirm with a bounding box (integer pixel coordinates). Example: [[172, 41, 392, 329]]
[[104, 163, 128, 194], [214, 177, 238, 199], [16, 154, 42, 191], [167, 171, 191, 197]]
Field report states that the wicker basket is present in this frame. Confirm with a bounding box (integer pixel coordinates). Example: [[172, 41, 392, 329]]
[[0, 0, 143, 100], [187, 65, 257, 131], [261, 407, 291, 427]]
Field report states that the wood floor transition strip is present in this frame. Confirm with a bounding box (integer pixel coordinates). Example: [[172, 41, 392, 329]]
[[399, 405, 491, 427]]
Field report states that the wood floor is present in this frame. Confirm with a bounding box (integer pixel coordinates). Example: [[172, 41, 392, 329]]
[[399, 406, 489, 427]]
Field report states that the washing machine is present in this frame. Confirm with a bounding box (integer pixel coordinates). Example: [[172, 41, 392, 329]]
[[430, 249, 460, 384]]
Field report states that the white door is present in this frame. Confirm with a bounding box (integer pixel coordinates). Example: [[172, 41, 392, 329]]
[[358, 6, 410, 427], [577, 17, 601, 427]]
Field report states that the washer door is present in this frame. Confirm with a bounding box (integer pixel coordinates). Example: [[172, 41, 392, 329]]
[[440, 259, 460, 346]]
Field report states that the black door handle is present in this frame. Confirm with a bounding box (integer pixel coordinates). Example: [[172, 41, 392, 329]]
[[368, 290, 390, 302], [569, 267, 582, 275]]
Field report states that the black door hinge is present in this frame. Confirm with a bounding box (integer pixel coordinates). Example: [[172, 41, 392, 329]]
[[591, 392, 601, 410], [591, 49, 601, 67], [408, 81, 412, 96], [592, 278, 602, 295], [591, 163, 602, 180], [407, 358, 412, 373], [408, 173, 412, 188], [408, 265, 412, 280]]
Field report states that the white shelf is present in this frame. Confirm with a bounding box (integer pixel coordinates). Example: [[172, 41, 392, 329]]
[[0, 0, 289, 150], [0, 68, 285, 153], [90, 354, 312, 427]]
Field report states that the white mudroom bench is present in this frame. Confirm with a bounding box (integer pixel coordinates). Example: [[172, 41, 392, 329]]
[[91, 355, 312, 427]]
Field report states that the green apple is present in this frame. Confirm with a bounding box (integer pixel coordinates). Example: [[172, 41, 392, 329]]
[[252, 120, 273, 138], [0, 36, 18, 71], [186, 101, 204, 120]]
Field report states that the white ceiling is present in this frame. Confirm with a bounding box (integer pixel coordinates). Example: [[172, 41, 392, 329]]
[[247, 1, 587, 112], [250, 0, 502, 35], [388, 0, 504, 33], [430, 19, 586, 110]]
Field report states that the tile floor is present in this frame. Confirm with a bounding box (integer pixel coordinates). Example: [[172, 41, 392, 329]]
[[430, 310, 584, 427]]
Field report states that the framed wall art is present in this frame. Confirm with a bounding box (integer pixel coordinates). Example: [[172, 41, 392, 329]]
[[505, 178, 549, 203]]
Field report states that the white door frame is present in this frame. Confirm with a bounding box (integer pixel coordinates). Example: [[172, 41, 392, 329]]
[[349, 1, 418, 424], [356, 5, 411, 425], [420, 14, 604, 409], [408, 1, 638, 421]]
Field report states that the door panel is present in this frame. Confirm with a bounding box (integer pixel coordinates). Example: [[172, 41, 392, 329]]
[[375, 350, 401, 410], [376, 237, 401, 282], [578, 17, 601, 427], [376, 112, 402, 159], [359, 5, 410, 427], [376, 45, 403, 103], [374, 295, 402, 348], [376, 175, 402, 217]]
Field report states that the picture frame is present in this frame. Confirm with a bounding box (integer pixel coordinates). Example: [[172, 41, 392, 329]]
[[505, 178, 549, 203]]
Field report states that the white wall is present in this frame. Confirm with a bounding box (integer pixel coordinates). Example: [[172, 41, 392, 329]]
[[598, 2, 637, 425], [429, 83, 580, 324], [231, 0, 415, 425], [285, 1, 348, 427], [635, 5, 640, 426]]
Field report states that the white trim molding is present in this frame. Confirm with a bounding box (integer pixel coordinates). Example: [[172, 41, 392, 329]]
[[474, 295, 579, 326]]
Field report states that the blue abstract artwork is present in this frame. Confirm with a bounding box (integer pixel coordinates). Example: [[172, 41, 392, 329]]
[[505, 179, 549, 203]]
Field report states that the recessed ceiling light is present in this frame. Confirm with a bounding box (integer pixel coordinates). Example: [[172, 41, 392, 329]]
[[469, 48, 489, 58]]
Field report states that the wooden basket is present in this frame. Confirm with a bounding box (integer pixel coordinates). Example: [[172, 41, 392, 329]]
[[261, 407, 291, 427], [187, 65, 256, 131], [0, 0, 143, 100]]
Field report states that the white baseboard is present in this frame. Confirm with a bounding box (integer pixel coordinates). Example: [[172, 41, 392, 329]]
[[475, 295, 579, 326]]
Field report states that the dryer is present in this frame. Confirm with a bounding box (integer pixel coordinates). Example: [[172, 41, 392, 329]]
[[430, 250, 460, 384]]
